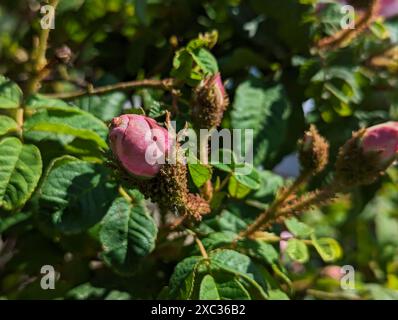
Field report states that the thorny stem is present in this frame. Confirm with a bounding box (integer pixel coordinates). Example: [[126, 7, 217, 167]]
[[238, 171, 312, 239], [44, 78, 178, 100], [316, 0, 380, 50]]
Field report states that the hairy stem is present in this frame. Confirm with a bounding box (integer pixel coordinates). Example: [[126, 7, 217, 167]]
[[238, 171, 311, 239]]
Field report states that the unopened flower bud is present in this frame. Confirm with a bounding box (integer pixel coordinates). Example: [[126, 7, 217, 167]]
[[55, 45, 73, 64], [298, 125, 329, 175], [335, 122, 398, 186], [192, 73, 229, 129], [109, 114, 171, 178]]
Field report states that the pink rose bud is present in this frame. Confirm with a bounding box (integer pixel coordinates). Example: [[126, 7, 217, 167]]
[[193, 72, 229, 129], [279, 231, 294, 253], [337, 0, 398, 18], [379, 0, 398, 18], [361, 121, 398, 168], [335, 121, 398, 186], [321, 265, 343, 281], [109, 114, 171, 178]]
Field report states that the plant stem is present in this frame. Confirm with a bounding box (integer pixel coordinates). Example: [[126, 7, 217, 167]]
[[187, 229, 209, 259], [306, 289, 361, 300], [25, 0, 59, 96], [316, 0, 380, 50], [44, 78, 178, 100], [238, 171, 311, 239], [217, 173, 232, 192], [199, 129, 213, 201]]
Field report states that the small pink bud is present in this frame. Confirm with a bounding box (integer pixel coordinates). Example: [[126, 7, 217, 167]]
[[361, 121, 398, 167], [321, 265, 343, 281], [109, 114, 171, 178], [193, 72, 229, 129], [379, 0, 398, 18], [337, 0, 398, 18], [279, 231, 294, 253], [335, 121, 398, 186]]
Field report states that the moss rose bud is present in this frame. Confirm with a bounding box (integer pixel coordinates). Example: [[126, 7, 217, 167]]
[[192, 72, 229, 129], [298, 125, 329, 175], [109, 114, 171, 178], [335, 121, 398, 186]]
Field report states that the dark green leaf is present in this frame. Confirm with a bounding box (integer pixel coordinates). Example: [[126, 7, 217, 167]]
[[100, 195, 158, 275]]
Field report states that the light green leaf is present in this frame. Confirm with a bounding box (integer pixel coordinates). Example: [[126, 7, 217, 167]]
[[23, 106, 108, 151], [0, 137, 42, 211], [285, 217, 314, 238], [228, 175, 251, 199], [190, 48, 219, 75], [38, 156, 117, 233], [286, 239, 309, 263], [0, 75, 23, 109], [268, 289, 290, 300], [25, 94, 70, 108], [311, 235, 342, 262], [199, 275, 220, 300], [0, 115, 18, 136], [188, 162, 212, 188], [233, 165, 261, 190]]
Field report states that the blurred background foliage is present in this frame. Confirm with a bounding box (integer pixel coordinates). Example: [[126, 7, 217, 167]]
[[0, 0, 398, 299]]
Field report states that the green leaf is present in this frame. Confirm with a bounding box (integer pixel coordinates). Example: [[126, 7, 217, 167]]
[[209, 250, 267, 299], [201, 231, 236, 251], [190, 48, 219, 75], [199, 275, 220, 300], [72, 92, 126, 122], [285, 217, 314, 238], [0, 75, 22, 109], [0, 211, 32, 233], [286, 239, 309, 263], [23, 106, 108, 151], [250, 169, 284, 204], [238, 239, 279, 265], [232, 165, 261, 190], [311, 235, 342, 262], [228, 175, 251, 199], [215, 209, 248, 233], [38, 156, 117, 234], [0, 115, 18, 136], [268, 289, 290, 300], [66, 283, 106, 300], [100, 195, 158, 275], [188, 162, 212, 188], [168, 256, 202, 298], [0, 137, 42, 211], [231, 79, 291, 167], [25, 94, 70, 108], [212, 275, 251, 300]]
